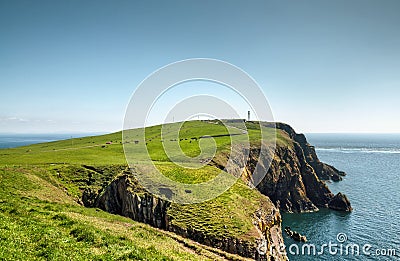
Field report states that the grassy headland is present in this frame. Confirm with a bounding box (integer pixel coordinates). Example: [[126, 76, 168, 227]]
[[0, 120, 291, 260]]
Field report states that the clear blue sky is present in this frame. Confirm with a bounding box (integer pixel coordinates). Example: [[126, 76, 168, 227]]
[[1, 0, 400, 133]]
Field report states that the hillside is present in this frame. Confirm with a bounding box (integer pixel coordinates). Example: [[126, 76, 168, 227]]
[[0, 165, 255, 260], [0, 120, 351, 260]]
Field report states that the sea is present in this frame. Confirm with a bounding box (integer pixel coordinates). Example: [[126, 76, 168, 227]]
[[282, 134, 400, 260], [1, 133, 399, 260], [0, 133, 101, 149]]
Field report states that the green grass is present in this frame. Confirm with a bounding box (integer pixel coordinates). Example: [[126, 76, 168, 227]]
[[0, 120, 290, 260], [0, 166, 250, 260], [167, 179, 275, 241], [0, 120, 291, 166]]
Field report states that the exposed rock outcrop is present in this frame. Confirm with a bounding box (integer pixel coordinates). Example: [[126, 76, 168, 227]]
[[253, 208, 287, 260], [213, 122, 352, 213], [246, 144, 334, 213], [95, 174, 170, 229], [284, 227, 307, 242], [328, 192, 352, 211], [272, 123, 346, 182], [93, 172, 287, 260]]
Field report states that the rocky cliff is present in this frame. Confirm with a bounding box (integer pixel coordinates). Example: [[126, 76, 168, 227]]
[[246, 122, 351, 213], [211, 122, 351, 213], [84, 122, 351, 260], [92, 172, 288, 260], [273, 123, 346, 182]]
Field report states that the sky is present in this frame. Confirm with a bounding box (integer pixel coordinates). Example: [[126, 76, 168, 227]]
[[1, 0, 400, 133]]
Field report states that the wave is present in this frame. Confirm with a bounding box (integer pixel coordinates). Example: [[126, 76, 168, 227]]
[[315, 147, 400, 154]]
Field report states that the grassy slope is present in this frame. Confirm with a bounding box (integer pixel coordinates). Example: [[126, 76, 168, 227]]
[[0, 120, 292, 260], [0, 121, 291, 166], [0, 166, 252, 260]]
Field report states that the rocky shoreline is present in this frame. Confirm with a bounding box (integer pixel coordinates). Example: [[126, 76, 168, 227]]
[[82, 122, 351, 260], [247, 122, 352, 213]]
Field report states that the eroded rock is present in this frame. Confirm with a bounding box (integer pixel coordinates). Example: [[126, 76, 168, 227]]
[[94, 172, 288, 260], [328, 192, 353, 212]]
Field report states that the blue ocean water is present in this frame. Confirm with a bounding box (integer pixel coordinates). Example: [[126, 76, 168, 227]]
[[282, 134, 400, 260], [0, 133, 101, 149]]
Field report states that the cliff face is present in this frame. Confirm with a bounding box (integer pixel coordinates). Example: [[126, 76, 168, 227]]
[[84, 122, 350, 260], [244, 122, 351, 213], [94, 174, 170, 229], [273, 123, 346, 182], [92, 172, 287, 261], [245, 145, 332, 213]]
